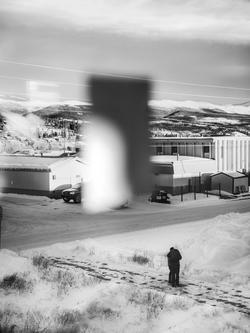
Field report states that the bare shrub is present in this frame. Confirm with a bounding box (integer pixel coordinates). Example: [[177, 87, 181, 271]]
[[0, 325, 18, 333], [0, 307, 22, 329], [222, 322, 249, 333], [52, 326, 80, 333], [86, 302, 119, 320], [203, 307, 220, 318], [0, 307, 82, 333], [0, 307, 43, 333], [129, 288, 165, 319], [57, 310, 82, 326], [55, 310, 92, 333], [41, 268, 100, 296], [131, 254, 150, 265], [88, 247, 96, 256], [55, 270, 76, 295], [0, 274, 32, 292], [32, 255, 51, 270], [165, 295, 193, 311], [22, 310, 45, 333]]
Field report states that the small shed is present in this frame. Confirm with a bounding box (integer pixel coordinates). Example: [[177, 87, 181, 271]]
[[211, 172, 248, 194]]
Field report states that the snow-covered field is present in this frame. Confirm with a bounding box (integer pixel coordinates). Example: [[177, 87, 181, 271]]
[[0, 212, 250, 332]]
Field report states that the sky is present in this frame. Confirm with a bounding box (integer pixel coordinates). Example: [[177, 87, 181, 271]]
[[0, 0, 249, 105]]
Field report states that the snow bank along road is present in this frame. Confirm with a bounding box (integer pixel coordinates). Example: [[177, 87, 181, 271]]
[[50, 255, 250, 316], [1, 194, 250, 250]]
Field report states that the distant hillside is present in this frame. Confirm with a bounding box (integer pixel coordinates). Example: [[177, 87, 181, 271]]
[[32, 104, 91, 120], [150, 104, 250, 137], [0, 98, 249, 137]]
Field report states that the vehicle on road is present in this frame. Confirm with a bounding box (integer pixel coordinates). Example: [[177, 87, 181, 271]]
[[113, 200, 129, 210], [50, 184, 72, 199], [149, 189, 170, 204], [62, 183, 82, 203]]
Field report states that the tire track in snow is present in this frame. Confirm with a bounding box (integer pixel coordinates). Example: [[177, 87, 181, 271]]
[[48, 256, 250, 316]]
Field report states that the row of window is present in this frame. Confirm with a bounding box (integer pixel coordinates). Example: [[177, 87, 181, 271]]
[[155, 145, 210, 155]]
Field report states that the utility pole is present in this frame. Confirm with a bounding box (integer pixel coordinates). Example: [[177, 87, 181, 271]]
[[0, 206, 2, 249], [63, 119, 66, 155], [199, 172, 201, 193], [181, 186, 183, 202]]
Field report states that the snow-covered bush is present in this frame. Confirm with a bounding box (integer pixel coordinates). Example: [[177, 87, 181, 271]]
[[129, 288, 166, 319], [86, 301, 120, 320], [32, 254, 51, 270], [0, 273, 33, 292], [56, 310, 82, 326], [131, 253, 150, 265]]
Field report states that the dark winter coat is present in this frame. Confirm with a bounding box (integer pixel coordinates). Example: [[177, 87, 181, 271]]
[[167, 249, 182, 267]]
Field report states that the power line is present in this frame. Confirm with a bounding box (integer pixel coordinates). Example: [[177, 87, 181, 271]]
[[0, 59, 250, 92], [0, 73, 249, 101], [0, 74, 89, 88], [0, 88, 248, 102], [0, 90, 89, 104], [152, 91, 248, 100]]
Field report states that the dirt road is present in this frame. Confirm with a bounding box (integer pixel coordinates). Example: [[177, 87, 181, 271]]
[[1, 194, 250, 250]]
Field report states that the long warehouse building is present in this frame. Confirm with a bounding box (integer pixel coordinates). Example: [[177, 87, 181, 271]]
[[150, 136, 250, 173]]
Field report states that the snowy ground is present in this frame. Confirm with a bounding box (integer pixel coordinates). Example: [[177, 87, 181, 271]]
[[2, 192, 250, 251], [0, 212, 250, 332]]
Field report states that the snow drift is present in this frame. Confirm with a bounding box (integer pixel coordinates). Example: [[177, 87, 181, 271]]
[[0, 212, 250, 332]]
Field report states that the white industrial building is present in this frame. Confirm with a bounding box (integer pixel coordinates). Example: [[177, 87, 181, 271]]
[[0, 155, 85, 196], [213, 137, 249, 173], [150, 136, 250, 173], [151, 155, 217, 194]]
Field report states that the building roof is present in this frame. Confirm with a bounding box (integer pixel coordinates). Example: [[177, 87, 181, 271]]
[[226, 172, 247, 178], [151, 155, 217, 177], [211, 171, 247, 179], [150, 136, 250, 141], [150, 137, 213, 141], [0, 155, 74, 171], [151, 155, 206, 164]]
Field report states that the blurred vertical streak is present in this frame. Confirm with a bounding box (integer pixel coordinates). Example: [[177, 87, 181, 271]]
[[84, 76, 151, 212]]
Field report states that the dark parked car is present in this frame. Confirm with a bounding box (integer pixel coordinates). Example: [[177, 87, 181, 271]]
[[62, 183, 82, 203], [149, 190, 170, 204], [50, 184, 72, 199], [112, 200, 129, 210]]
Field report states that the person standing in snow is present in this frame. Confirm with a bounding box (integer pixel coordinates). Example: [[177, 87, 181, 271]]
[[167, 247, 182, 287]]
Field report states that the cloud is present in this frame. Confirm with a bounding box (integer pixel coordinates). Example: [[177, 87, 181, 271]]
[[1, 0, 250, 43]]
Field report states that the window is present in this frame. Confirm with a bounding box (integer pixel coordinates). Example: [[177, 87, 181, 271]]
[[52, 175, 56, 180], [203, 146, 210, 153], [171, 146, 177, 155], [156, 146, 163, 155], [240, 185, 246, 193]]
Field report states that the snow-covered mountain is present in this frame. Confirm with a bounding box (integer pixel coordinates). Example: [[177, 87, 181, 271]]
[[0, 97, 90, 114], [149, 99, 250, 116], [0, 97, 249, 116], [0, 98, 249, 137], [148, 100, 250, 137]]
